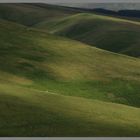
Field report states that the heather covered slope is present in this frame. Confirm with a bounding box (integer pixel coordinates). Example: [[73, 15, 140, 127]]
[[36, 13, 140, 57]]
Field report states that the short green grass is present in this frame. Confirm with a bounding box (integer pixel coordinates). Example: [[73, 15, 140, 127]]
[[36, 13, 140, 57], [0, 83, 140, 137]]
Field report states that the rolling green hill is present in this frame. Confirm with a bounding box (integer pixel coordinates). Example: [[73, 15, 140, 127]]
[[0, 13, 140, 136], [0, 19, 140, 107], [36, 13, 140, 57], [0, 3, 140, 57]]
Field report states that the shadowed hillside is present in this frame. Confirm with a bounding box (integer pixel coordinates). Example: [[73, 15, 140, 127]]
[[0, 3, 81, 26], [36, 13, 140, 57], [91, 9, 140, 19]]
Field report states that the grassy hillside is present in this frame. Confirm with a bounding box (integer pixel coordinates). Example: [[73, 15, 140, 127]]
[[0, 3, 78, 26], [0, 83, 140, 137], [1, 3, 140, 57], [0, 19, 140, 136], [36, 13, 140, 57], [0, 19, 140, 106]]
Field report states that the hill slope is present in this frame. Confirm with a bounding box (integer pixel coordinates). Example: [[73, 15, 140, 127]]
[[36, 13, 140, 57], [0, 83, 140, 136], [1, 19, 140, 106], [0, 19, 140, 136]]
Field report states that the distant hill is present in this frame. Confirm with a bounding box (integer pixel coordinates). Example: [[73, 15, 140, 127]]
[[59, 3, 140, 12], [0, 3, 139, 26], [92, 8, 140, 18], [118, 10, 140, 18], [0, 3, 81, 26], [58, 3, 140, 19], [36, 13, 140, 57]]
